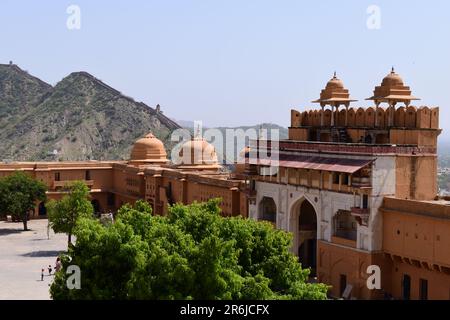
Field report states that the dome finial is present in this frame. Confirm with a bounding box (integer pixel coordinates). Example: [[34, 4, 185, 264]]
[[195, 123, 201, 139], [312, 72, 357, 106], [258, 125, 264, 140], [391, 66, 395, 73]]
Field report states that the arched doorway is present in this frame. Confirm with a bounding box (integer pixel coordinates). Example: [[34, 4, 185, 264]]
[[38, 202, 47, 216], [259, 197, 276, 224], [402, 274, 411, 300], [91, 199, 101, 214], [292, 199, 318, 277]]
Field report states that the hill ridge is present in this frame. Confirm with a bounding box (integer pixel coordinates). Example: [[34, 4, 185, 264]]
[[0, 63, 181, 161], [64, 71, 181, 130], [0, 62, 53, 90]]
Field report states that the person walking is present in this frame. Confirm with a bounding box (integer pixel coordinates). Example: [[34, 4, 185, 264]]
[[55, 257, 62, 273], [41, 268, 45, 281], [48, 265, 52, 275]]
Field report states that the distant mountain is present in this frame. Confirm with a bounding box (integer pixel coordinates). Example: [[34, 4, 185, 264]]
[[211, 123, 288, 163], [179, 120, 288, 139], [175, 119, 196, 128], [0, 63, 181, 161], [212, 123, 288, 140], [181, 122, 288, 139]]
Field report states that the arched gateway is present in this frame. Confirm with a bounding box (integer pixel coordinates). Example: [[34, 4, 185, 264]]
[[290, 198, 318, 277]]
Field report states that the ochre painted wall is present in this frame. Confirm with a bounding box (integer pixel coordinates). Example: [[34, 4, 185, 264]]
[[382, 206, 450, 269], [317, 240, 386, 299], [387, 261, 450, 300]]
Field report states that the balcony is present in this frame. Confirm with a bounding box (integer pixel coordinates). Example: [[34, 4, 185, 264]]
[[331, 235, 357, 248], [351, 176, 371, 188], [351, 207, 370, 225], [53, 180, 94, 190]]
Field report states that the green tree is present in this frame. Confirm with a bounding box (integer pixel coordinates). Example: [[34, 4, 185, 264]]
[[50, 199, 329, 300], [47, 181, 94, 247], [0, 171, 47, 231]]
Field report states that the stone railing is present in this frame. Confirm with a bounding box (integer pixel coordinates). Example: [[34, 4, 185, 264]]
[[52, 180, 94, 189]]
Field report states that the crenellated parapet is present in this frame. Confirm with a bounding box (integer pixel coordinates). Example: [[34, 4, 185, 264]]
[[291, 105, 439, 130]]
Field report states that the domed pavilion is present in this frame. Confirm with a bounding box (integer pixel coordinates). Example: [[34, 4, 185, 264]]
[[366, 67, 420, 126], [129, 132, 168, 166], [176, 136, 221, 171], [312, 72, 357, 126]]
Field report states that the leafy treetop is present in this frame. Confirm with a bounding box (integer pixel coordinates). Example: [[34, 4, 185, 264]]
[[50, 199, 329, 300], [0, 171, 47, 230], [47, 181, 94, 247]]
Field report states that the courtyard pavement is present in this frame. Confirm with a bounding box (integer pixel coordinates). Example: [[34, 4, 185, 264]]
[[0, 219, 67, 300]]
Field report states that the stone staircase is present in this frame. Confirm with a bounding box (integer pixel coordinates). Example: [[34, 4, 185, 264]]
[[331, 128, 350, 143]]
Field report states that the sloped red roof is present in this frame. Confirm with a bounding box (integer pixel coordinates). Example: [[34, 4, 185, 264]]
[[255, 156, 373, 174]]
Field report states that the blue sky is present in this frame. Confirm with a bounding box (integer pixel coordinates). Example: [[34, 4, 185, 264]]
[[1, 0, 449, 139]]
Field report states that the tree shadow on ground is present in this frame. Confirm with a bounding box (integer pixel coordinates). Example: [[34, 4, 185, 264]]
[[0, 228, 27, 236], [21, 250, 63, 258]]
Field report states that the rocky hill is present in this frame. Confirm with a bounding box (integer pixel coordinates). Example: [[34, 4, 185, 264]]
[[0, 63, 52, 129], [0, 63, 181, 161]]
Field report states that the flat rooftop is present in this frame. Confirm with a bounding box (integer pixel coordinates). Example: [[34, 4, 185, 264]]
[[382, 197, 450, 220]]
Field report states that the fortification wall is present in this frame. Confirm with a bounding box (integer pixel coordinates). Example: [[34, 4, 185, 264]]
[[291, 106, 439, 130]]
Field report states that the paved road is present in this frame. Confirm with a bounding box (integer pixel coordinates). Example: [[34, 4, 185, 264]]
[[0, 219, 67, 300]]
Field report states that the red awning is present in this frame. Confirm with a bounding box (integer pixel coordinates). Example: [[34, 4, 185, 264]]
[[255, 156, 373, 174]]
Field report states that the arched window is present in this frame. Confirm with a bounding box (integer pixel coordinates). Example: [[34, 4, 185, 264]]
[[260, 197, 276, 223]]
